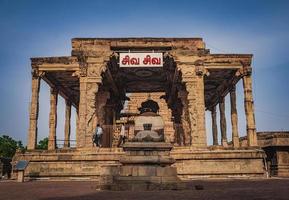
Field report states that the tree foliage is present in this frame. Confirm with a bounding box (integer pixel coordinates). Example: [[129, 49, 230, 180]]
[[37, 137, 48, 150], [0, 135, 25, 158]]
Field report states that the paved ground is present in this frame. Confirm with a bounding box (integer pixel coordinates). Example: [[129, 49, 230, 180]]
[[0, 179, 289, 200]]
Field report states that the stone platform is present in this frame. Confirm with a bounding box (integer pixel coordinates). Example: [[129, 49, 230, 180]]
[[12, 147, 266, 181], [103, 142, 182, 190]]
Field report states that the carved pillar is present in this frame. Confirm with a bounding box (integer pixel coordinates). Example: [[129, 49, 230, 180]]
[[182, 66, 207, 148], [230, 85, 240, 147], [219, 97, 227, 147], [80, 81, 99, 148], [94, 91, 110, 147], [170, 98, 184, 146], [48, 87, 58, 150], [242, 66, 257, 146], [27, 73, 41, 150], [64, 100, 71, 148], [211, 106, 218, 145], [77, 77, 87, 148], [76, 76, 101, 148], [178, 91, 191, 146], [76, 52, 111, 148], [158, 95, 174, 144]]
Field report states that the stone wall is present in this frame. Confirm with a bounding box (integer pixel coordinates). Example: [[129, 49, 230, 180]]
[[13, 148, 265, 180], [238, 131, 289, 177]]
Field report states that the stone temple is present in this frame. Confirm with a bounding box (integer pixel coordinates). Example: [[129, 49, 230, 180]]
[[14, 38, 271, 181]]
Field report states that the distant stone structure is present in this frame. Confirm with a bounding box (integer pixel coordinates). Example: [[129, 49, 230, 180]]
[[14, 38, 267, 180], [239, 131, 289, 177]]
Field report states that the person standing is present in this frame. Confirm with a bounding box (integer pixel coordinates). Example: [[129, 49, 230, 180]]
[[117, 123, 126, 147], [93, 124, 103, 147]]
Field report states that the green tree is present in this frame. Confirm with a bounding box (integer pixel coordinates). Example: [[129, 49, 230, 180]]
[[0, 135, 25, 158], [37, 137, 48, 150]]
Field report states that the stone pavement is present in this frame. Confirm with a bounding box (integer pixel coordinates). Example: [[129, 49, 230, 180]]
[[0, 179, 288, 200]]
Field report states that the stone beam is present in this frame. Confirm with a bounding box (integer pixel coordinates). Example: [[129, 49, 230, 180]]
[[31, 56, 79, 69], [204, 54, 252, 67], [36, 63, 79, 71], [174, 54, 252, 67]]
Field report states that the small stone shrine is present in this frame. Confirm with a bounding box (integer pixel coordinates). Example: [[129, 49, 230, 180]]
[[108, 99, 180, 190]]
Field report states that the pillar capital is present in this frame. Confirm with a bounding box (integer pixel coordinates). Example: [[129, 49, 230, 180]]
[[31, 68, 45, 78], [219, 96, 225, 103], [65, 99, 72, 106], [77, 55, 88, 77], [50, 86, 58, 95], [179, 64, 209, 82], [236, 65, 252, 77]]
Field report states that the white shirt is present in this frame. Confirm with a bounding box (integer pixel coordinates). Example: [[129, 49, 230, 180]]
[[120, 125, 125, 136], [96, 126, 103, 135]]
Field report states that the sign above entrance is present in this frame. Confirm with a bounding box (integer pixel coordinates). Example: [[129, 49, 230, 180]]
[[119, 53, 163, 67]]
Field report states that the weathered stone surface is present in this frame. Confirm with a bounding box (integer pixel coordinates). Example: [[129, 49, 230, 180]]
[[257, 132, 289, 177], [27, 74, 40, 150], [12, 146, 266, 180], [19, 37, 272, 185], [242, 66, 257, 146], [48, 87, 58, 150]]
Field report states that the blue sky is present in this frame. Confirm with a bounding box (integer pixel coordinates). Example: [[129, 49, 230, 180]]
[[0, 0, 289, 145]]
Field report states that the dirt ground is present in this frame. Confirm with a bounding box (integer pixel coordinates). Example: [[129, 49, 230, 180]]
[[0, 178, 288, 200]]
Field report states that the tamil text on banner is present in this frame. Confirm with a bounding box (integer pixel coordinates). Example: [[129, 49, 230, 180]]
[[119, 53, 163, 67]]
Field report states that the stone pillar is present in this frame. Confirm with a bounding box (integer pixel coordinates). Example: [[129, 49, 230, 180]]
[[230, 85, 240, 147], [64, 100, 71, 148], [95, 91, 110, 147], [75, 108, 79, 147], [76, 52, 111, 148], [104, 104, 114, 147], [183, 67, 207, 148], [219, 97, 227, 147], [242, 66, 257, 146], [157, 95, 174, 144], [48, 87, 58, 150], [211, 106, 218, 145], [178, 91, 191, 146], [77, 77, 87, 148], [77, 80, 99, 148], [27, 74, 41, 150]]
